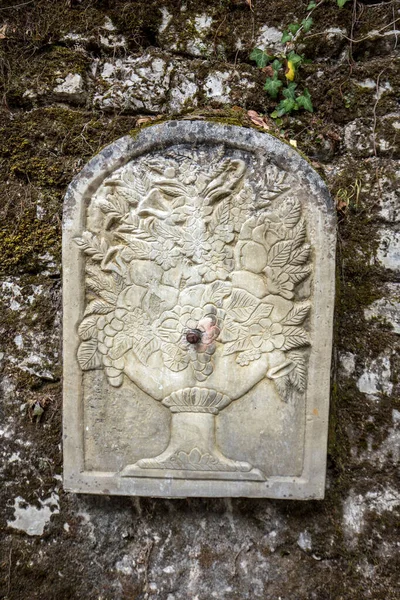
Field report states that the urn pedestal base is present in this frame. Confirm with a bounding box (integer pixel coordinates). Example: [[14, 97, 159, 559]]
[[120, 410, 265, 481]]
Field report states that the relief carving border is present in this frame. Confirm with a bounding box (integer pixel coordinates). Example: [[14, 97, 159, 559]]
[[63, 121, 336, 499]]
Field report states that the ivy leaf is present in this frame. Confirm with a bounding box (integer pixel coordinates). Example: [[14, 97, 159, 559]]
[[220, 316, 241, 343], [202, 280, 232, 305], [288, 23, 301, 35], [276, 98, 298, 116], [264, 74, 283, 99], [247, 303, 274, 323], [250, 48, 273, 68], [307, 1, 316, 9], [337, 0, 349, 7], [271, 59, 283, 72], [135, 337, 159, 365], [283, 82, 298, 100], [287, 51, 303, 68], [281, 30, 292, 44], [296, 88, 314, 112], [302, 17, 313, 33]]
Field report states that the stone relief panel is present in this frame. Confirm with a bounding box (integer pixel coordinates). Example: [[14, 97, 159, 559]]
[[63, 122, 335, 498]]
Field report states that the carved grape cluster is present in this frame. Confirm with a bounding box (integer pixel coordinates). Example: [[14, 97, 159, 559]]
[[97, 310, 125, 387]]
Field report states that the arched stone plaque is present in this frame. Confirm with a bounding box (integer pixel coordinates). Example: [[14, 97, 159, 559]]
[[63, 121, 335, 498]]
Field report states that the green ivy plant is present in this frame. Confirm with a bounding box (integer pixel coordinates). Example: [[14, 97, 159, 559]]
[[250, 46, 313, 118], [251, 0, 349, 118]]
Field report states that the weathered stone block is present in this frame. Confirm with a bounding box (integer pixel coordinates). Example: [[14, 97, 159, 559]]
[[63, 121, 335, 498]]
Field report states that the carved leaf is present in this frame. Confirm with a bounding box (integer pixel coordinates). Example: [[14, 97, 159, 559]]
[[246, 303, 273, 324], [97, 199, 117, 214], [289, 219, 306, 250], [285, 264, 312, 284], [116, 186, 141, 206], [220, 317, 241, 342], [77, 340, 102, 370], [126, 239, 152, 260], [154, 179, 187, 197], [98, 290, 116, 305], [268, 240, 293, 267], [134, 337, 160, 365], [202, 281, 232, 305], [78, 315, 99, 340], [103, 184, 139, 207], [282, 304, 310, 326], [263, 166, 290, 200], [226, 289, 258, 322], [142, 172, 153, 193], [278, 199, 301, 228], [290, 245, 311, 266], [223, 334, 252, 356], [98, 194, 128, 216], [108, 332, 133, 360], [153, 221, 183, 244], [209, 199, 230, 234], [210, 159, 232, 180], [74, 233, 108, 261], [274, 375, 289, 401], [281, 326, 309, 350], [288, 351, 307, 393], [130, 177, 146, 198], [86, 266, 119, 294], [112, 272, 126, 294], [86, 277, 103, 295], [84, 299, 114, 316]]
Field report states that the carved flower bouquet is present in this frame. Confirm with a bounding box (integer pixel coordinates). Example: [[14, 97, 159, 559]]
[[75, 150, 311, 478]]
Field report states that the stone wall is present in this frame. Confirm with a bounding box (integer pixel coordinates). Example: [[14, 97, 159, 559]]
[[0, 1, 399, 598]]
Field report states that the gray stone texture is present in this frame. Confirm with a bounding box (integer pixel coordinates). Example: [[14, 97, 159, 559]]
[[1, 1, 399, 598]]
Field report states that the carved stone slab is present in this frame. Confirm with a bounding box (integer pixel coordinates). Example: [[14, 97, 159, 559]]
[[63, 121, 336, 498]]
